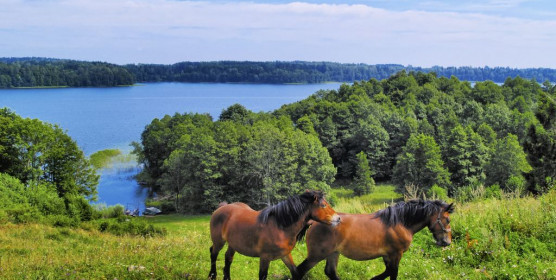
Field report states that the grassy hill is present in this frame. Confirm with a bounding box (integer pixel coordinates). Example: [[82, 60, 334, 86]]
[[0, 185, 554, 279]]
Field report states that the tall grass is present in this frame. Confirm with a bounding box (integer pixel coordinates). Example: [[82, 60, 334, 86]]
[[0, 187, 554, 279]]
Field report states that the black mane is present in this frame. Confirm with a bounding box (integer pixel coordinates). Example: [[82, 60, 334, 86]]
[[257, 190, 322, 229], [374, 200, 453, 228]]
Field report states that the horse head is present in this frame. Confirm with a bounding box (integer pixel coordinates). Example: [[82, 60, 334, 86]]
[[428, 202, 454, 247], [302, 190, 340, 227]]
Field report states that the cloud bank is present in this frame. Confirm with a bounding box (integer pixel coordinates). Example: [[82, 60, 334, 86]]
[[1, 0, 555, 67]]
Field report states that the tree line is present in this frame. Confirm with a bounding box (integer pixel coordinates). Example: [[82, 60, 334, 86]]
[[133, 71, 556, 213], [2, 58, 556, 88], [0, 58, 134, 88], [126, 61, 556, 84]]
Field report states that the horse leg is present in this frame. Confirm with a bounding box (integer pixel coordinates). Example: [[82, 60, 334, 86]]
[[281, 253, 298, 279], [208, 242, 224, 280], [258, 258, 271, 280], [295, 257, 318, 280], [223, 247, 236, 280], [324, 252, 340, 280], [370, 254, 401, 280]]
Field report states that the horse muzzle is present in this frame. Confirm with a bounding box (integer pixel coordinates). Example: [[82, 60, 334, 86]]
[[436, 239, 451, 247], [330, 214, 341, 227]]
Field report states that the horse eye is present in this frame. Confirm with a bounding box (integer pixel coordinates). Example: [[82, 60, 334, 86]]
[[320, 203, 327, 208]]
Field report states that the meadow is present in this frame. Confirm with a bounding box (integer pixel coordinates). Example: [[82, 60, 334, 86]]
[[0, 185, 554, 279]]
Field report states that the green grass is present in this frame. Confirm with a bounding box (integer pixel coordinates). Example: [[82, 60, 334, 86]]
[[89, 149, 122, 169], [0, 187, 555, 279], [332, 184, 402, 213]]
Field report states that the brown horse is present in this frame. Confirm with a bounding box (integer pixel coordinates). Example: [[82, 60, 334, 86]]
[[295, 200, 454, 280], [208, 190, 340, 280]]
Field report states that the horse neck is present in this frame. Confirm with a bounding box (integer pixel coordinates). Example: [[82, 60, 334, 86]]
[[282, 209, 311, 239], [405, 218, 429, 235]]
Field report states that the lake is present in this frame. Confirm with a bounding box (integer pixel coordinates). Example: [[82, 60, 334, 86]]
[[0, 82, 341, 211]]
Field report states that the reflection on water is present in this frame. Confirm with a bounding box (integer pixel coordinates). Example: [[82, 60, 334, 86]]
[[93, 160, 149, 212]]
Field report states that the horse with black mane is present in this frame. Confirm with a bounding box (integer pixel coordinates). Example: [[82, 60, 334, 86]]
[[209, 190, 340, 280], [295, 200, 454, 280]]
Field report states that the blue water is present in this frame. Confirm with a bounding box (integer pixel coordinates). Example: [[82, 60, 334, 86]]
[[0, 82, 340, 210]]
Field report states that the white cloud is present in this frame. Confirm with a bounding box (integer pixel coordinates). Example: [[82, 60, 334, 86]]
[[1, 0, 555, 67]]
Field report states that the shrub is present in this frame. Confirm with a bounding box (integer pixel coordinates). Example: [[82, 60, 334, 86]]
[[427, 184, 448, 200], [146, 199, 175, 213], [93, 218, 167, 237], [4, 206, 42, 224], [25, 182, 66, 216], [454, 184, 486, 202], [93, 204, 125, 219], [505, 175, 526, 194], [47, 215, 79, 228], [485, 184, 502, 199]]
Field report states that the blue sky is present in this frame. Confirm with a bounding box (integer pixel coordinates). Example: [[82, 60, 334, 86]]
[[2, 0, 556, 67]]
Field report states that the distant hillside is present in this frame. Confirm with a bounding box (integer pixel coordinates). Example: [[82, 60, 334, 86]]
[[2, 58, 556, 88], [126, 61, 556, 84], [0, 58, 134, 88]]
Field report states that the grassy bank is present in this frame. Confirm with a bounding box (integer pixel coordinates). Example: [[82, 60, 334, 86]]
[[1, 186, 554, 279]]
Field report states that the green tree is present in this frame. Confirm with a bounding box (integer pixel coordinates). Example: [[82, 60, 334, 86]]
[[392, 134, 451, 194], [485, 134, 532, 190], [443, 125, 488, 191], [296, 115, 318, 137], [352, 151, 375, 196], [524, 91, 556, 193], [219, 103, 252, 124], [0, 108, 98, 200], [348, 117, 390, 179], [159, 150, 188, 212]]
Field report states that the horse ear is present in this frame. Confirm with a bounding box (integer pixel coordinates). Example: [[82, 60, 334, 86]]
[[446, 203, 455, 213]]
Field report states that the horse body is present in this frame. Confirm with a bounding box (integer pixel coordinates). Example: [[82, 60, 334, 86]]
[[327, 214, 412, 261], [296, 200, 454, 280], [209, 190, 340, 280], [210, 202, 299, 258]]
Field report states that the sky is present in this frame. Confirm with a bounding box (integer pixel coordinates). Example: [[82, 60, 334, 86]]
[[1, 0, 556, 68]]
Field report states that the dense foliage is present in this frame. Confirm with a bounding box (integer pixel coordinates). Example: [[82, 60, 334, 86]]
[[135, 71, 556, 211], [0, 108, 99, 223], [127, 61, 556, 84], [277, 72, 556, 197], [132, 109, 335, 213], [0, 109, 165, 236], [0, 58, 134, 88]]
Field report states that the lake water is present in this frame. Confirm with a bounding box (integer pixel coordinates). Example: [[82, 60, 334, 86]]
[[0, 82, 340, 210]]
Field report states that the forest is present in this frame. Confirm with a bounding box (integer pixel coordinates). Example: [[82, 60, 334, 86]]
[[132, 71, 556, 213], [2, 57, 556, 88], [0, 58, 134, 88], [127, 61, 556, 84]]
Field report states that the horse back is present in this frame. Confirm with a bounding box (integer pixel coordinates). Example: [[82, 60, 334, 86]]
[[307, 213, 401, 261]]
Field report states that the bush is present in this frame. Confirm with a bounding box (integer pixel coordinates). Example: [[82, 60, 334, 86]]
[[427, 184, 448, 200], [93, 204, 125, 219], [93, 218, 167, 237], [48, 215, 79, 228], [146, 199, 175, 213], [485, 184, 502, 199], [25, 182, 66, 216], [454, 184, 486, 202], [4, 206, 42, 224], [505, 175, 526, 194]]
